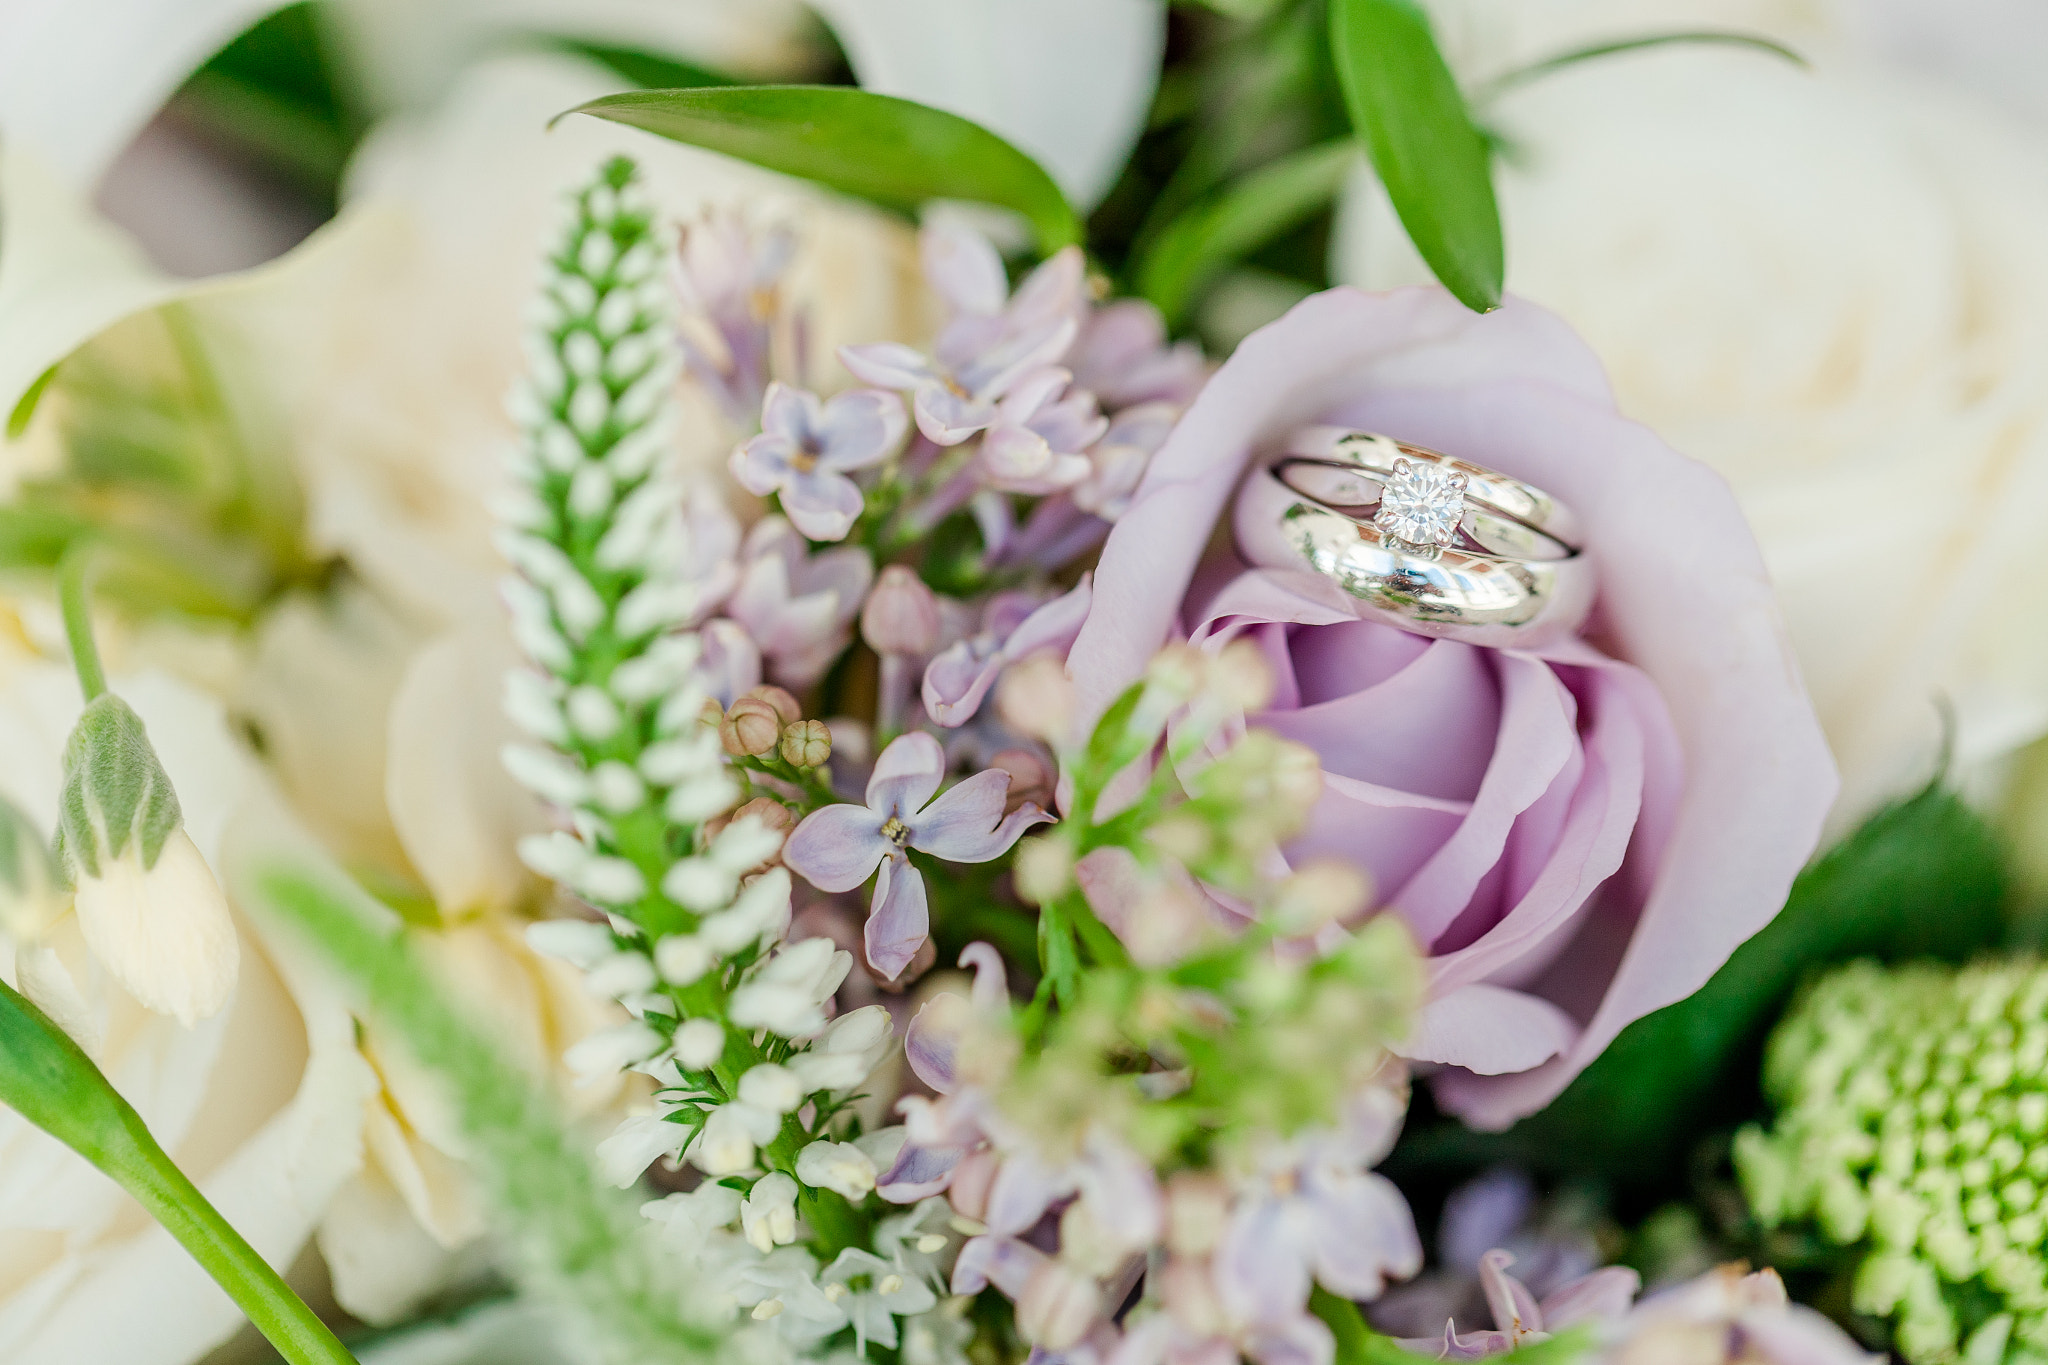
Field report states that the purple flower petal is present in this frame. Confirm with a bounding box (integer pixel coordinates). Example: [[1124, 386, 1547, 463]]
[[866, 730, 948, 818], [907, 768, 1010, 858], [922, 222, 1009, 317], [731, 432, 800, 496], [840, 341, 941, 391], [1438, 1170, 1536, 1272], [923, 578, 1092, 727], [1243, 1314, 1338, 1365], [1478, 1251, 1544, 1338], [815, 388, 910, 471], [1216, 1196, 1312, 1327], [984, 1150, 1063, 1237], [952, 1235, 1044, 1298], [959, 941, 1010, 1008], [877, 1139, 966, 1202], [759, 380, 819, 442], [780, 469, 867, 542], [1307, 1171, 1423, 1302], [784, 802, 890, 893], [1538, 1266, 1640, 1330], [865, 851, 930, 978], [913, 383, 999, 446]]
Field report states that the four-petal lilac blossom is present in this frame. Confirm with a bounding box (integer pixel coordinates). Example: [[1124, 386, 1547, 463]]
[[841, 224, 1086, 446], [981, 369, 1109, 495], [925, 577, 1093, 728], [731, 381, 908, 541], [724, 516, 874, 686], [783, 733, 1049, 976], [1214, 1083, 1424, 1331], [672, 209, 799, 423]]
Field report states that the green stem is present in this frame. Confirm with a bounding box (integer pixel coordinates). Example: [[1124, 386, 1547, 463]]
[[0, 978, 355, 1364], [57, 545, 107, 701], [109, 1125, 357, 1365]]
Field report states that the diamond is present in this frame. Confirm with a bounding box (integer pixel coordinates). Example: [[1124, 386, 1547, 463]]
[[1374, 458, 1467, 548]]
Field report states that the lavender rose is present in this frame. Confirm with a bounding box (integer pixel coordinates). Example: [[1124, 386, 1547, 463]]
[[1066, 287, 1837, 1129]]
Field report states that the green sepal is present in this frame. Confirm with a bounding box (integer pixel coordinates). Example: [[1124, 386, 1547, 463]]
[[57, 693, 184, 880]]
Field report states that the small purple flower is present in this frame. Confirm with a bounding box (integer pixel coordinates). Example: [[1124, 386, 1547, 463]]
[[924, 577, 1093, 728], [1073, 400, 1181, 521], [841, 224, 1086, 446], [725, 517, 874, 686], [673, 210, 798, 422], [1215, 1085, 1423, 1327], [1069, 299, 1208, 409], [731, 382, 908, 542], [980, 369, 1107, 495], [783, 733, 1049, 976]]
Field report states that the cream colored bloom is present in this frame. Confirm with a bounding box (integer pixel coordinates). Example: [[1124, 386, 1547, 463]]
[[1336, 1, 2048, 824], [72, 827, 238, 1029], [0, 661, 373, 1365]]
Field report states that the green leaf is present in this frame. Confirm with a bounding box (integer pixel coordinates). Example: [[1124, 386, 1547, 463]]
[[1476, 31, 1806, 102], [1328, 0, 1503, 312], [550, 39, 741, 92], [1136, 139, 1357, 326], [0, 977, 357, 1363], [6, 365, 56, 440], [565, 86, 1081, 255], [1424, 785, 2008, 1184]]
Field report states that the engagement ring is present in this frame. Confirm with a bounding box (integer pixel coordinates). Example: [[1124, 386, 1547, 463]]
[[1236, 428, 1593, 647]]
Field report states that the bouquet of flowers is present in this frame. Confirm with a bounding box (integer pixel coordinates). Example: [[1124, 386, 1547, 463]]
[[5, 3, 2048, 1365]]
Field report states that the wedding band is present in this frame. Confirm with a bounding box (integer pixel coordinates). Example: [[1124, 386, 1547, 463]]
[[1234, 430, 1593, 648]]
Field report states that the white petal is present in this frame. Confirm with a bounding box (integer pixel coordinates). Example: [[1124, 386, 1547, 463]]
[[74, 830, 240, 1028]]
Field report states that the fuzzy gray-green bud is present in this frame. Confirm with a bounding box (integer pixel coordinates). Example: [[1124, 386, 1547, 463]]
[[55, 693, 182, 881]]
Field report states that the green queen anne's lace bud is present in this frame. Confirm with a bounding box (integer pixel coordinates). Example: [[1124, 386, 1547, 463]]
[[1738, 958, 2048, 1365], [55, 694, 237, 1026]]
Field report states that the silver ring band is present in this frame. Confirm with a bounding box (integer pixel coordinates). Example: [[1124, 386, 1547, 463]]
[[1234, 431, 1593, 648], [1282, 427, 1583, 549]]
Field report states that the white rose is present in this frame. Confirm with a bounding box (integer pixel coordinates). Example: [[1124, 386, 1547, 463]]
[[1335, 2, 2048, 825], [0, 659, 374, 1365]]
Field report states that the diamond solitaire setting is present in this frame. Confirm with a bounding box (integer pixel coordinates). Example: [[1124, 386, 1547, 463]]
[[1373, 457, 1468, 549]]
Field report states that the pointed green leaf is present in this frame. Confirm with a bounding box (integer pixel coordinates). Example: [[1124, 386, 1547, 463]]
[[566, 86, 1082, 255], [1328, 0, 1503, 312], [1136, 139, 1357, 326]]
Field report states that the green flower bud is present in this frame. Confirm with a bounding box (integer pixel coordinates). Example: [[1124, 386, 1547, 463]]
[[56, 695, 236, 1026]]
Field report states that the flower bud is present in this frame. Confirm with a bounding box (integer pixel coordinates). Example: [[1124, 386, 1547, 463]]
[[796, 1139, 878, 1200], [743, 685, 803, 726], [997, 653, 1076, 746], [720, 698, 783, 757], [739, 1062, 804, 1115], [1017, 1260, 1101, 1350], [673, 1017, 726, 1069], [1164, 1173, 1232, 1257], [1207, 638, 1275, 713], [741, 1171, 800, 1252], [780, 719, 832, 769], [57, 696, 237, 1026], [861, 565, 941, 656], [706, 797, 795, 849], [1012, 834, 1076, 905], [1270, 859, 1372, 936]]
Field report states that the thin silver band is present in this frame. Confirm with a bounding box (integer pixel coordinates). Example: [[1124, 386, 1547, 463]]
[[1235, 433, 1594, 647]]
